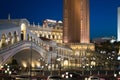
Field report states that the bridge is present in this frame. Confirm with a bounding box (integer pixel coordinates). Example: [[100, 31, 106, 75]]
[[0, 19, 75, 70]]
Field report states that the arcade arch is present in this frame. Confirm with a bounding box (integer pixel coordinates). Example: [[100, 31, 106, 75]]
[[21, 23, 26, 41]]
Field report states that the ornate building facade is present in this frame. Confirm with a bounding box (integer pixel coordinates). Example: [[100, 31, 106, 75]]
[[0, 18, 95, 70]]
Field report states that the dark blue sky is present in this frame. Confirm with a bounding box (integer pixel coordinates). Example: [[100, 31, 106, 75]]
[[0, 0, 120, 39]]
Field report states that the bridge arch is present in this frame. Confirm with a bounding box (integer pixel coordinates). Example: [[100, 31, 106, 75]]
[[0, 41, 47, 66], [10, 48, 46, 69]]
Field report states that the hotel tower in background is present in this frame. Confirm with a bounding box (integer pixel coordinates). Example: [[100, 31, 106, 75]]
[[63, 0, 94, 52], [63, 0, 90, 43]]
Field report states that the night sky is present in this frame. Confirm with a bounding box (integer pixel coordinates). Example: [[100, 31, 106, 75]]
[[0, 0, 120, 39]]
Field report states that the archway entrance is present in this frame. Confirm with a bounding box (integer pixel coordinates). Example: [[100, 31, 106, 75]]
[[21, 23, 26, 41]]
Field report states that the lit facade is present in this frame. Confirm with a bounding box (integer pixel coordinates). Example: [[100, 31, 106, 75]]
[[63, 0, 90, 43], [0, 18, 94, 70], [62, 0, 94, 68], [29, 19, 63, 44], [0, 0, 94, 69]]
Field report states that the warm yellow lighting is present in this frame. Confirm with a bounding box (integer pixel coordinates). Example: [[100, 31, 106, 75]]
[[75, 51, 79, 56], [21, 23, 26, 31], [31, 62, 35, 68], [58, 35, 61, 39], [21, 23, 27, 40], [86, 64, 89, 66], [64, 60, 68, 66], [22, 62, 27, 68], [0, 66, 3, 69], [48, 65, 51, 69], [6, 39, 8, 43], [91, 61, 96, 66], [36, 62, 40, 68], [42, 34, 44, 37], [9, 71, 12, 75]]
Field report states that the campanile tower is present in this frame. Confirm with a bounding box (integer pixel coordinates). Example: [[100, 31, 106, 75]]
[[63, 0, 90, 43]]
